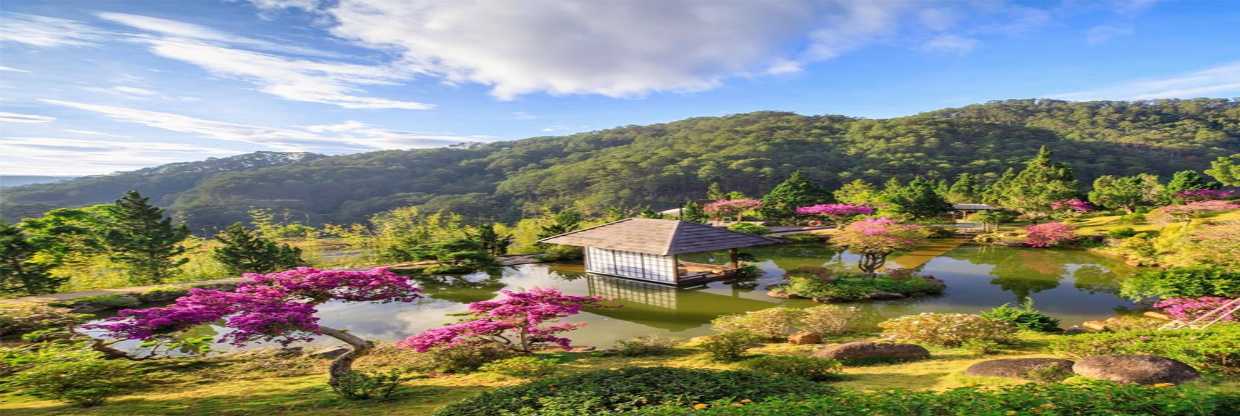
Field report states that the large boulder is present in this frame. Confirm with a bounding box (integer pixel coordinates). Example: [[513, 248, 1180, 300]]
[[1073, 355, 1200, 385], [814, 341, 929, 363], [965, 358, 1074, 380]]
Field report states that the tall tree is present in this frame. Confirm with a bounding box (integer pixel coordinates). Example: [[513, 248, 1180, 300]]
[[105, 191, 190, 284], [945, 173, 980, 203], [1165, 170, 1219, 198], [0, 222, 64, 295], [476, 223, 514, 256], [680, 200, 707, 223], [1204, 154, 1240, 186], [881, 177, 952, 219], [988, 146, 1078, 219], [1087, 174, 1164, 213], [834, 179, 881, 206], [760, 171, 826, 222], [213, 222, 305, 275]]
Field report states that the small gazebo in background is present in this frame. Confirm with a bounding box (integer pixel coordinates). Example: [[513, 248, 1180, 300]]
[[951, 203, 999, 220], [539, 218, 778, 286]]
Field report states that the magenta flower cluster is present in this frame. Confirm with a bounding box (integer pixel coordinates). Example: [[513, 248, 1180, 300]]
[[90, 267, 421, 346], [1176, 189, 1237, 202], [1025, 222, 1075, 248], [399, 288, 600, 353], [1154, 296, 1238, 322], [1050, 198, 1093, 212], [1162, 200, 1240, 218], [795, 203, 874, 217]]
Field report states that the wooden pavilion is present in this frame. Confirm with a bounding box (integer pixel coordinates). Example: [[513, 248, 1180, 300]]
[[539, 218, 779, 286]]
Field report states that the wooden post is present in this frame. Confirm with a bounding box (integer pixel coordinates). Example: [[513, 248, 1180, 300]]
[[729, 248, 739, 270]]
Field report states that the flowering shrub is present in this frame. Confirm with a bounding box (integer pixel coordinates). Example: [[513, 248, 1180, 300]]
[[1051, 198, 1093, 213], [1154, 297, 1238, 322], [795, 203, 874, 226], [1024, 222, 1075, 247], [799, 305, 861, 336], [878, 313, 1014, 346], [1177, 188, 1237, 202], [703, 199, 762, 221], [711, 307, 804, 340], [1158, 200, 1240, 221], [830, 218, 927, 274], [400, 288, 600, 353]]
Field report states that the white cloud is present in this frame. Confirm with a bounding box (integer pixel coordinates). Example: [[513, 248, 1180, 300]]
[[0, 65, 31, 73], [1086, 25, 1134, 45], [922, 34, 978, 54], [63, 129, 131, 138], [0, 13, 105, 47], [0, 112, 55, 123], [323, 0, 910, 100], [1050, 61, 1240, 101], [96, 12, 338, 58], [245, 0, 322, 12], [0, 136, 237, 175]]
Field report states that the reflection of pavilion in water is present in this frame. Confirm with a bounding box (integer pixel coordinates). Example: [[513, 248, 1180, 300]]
[[583, 274, 778, 331]]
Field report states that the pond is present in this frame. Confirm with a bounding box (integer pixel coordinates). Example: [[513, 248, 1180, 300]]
[[93, 241, 1139, 353]]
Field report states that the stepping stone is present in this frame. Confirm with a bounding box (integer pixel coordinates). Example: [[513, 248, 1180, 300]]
[[814, 341, 929, 363], [965, 358, 1074, 380], [1073, 355, 1200, 385]]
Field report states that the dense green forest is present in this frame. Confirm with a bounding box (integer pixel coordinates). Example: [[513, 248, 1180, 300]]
[[3, 99, 1238, 232]]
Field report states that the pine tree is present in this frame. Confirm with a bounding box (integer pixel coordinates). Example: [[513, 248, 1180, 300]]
[[760, 171, 825, 222], [881, 176, 952, 219], [213, 222, 305, 274], [945, 173, 980, 203], [834, 179, 880, 206], [105, 191, 191, 284], [706, 183, 726, 201], [680, 200, 707, 223], [1088, 174, 1164, 213], [0, 222, 64, 295], [476, 223, 513, 256], [1205, 154, 1240, 186], [989, 146, 1078, 219], [1165, 170, 1220, 200]]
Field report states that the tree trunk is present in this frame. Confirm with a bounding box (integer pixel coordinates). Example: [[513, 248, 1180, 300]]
[[318, 326, 374, 388], [859, 253, 886, 277]]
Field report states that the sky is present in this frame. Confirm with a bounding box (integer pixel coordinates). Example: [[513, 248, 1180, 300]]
[[1, 0, 1238, 176]]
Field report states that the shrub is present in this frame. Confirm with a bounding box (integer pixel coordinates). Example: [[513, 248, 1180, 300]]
[[739, 355, 842, 381], [878, 313, 1014, 347], [479, 356, 560, 377], [4, 346, 138, 407], [727, 222, 769, 235], [712, 308, 804, 340], [1107, 227, 1138, 239], [980, 299, 1060, 332], [330, 369, 403, 400], [700, 331, 761, 362], [408, 340, 517, 374], [614, 336, 677, 357], [785, 274, 943, 302], [1025, 222, 1076, 247], [798, 305, 860, 336], [626, 382, 1239, 415], [0, 304, 86, 339], [961, 339, 1002, 356], [51, 294, 141, 310], [1025, 363, 1074, 383], [1155, 297, 1238, 322], [433, 367, 828, 416], [1050, 325, 1239, 375], [1119, 266, 1240, 300], [1120, 212, 1147, 224]]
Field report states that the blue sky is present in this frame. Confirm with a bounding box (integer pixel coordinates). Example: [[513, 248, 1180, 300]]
[[1, 0, 1238, 175]]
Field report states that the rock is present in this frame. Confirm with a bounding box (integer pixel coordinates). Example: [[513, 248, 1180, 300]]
[[965, 358, 1075, 380], [1073, 355, 1200, 385], [865, 291, 907, 300], [1063, 326, 1091, 335], [814, 341, 929, 363], [308, 347, 350, 359], [1081, 320, 1108, 332], [788, 331, 821, 345], [766, 287, 792, 299]]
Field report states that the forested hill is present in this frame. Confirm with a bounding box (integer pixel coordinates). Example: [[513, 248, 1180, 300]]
[[4, 99, 1239, 231]]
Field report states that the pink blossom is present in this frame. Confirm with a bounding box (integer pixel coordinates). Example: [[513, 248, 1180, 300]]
[[1176, 189, 1237, 202], [399, 288, 601, 353], [1154, 297, 1238, 322], [795, 203, 874, 217], [1051, 198, 1093, 213], [703, 199, 762, 221], [1162, 200, 1240, 219], [1025, 222, 1075, 248]]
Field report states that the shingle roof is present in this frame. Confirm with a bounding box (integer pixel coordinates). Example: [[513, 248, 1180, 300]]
[[538, 218, 779, 255]]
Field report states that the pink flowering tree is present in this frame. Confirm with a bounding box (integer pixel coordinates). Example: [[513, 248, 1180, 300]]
[[1176, 189, 1237, 202], [830, 218, 927, 275], [400, 288, 601, 353], [89, 267, 421, 388], [795, 203, 874, 227], [1160, 200, 1240, 222], [1025, 222, 1076, 248], [1154, 297, 1238, 322], [703, 199, 762, 222], [1050, 198, 1093, 219]]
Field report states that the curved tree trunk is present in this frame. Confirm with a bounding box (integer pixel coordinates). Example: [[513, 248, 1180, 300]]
[[318, 326, 374, 388], [858, 253, 886, 276]]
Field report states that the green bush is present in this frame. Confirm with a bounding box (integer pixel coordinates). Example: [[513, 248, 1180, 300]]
[[479, 356, 560, 377], [1119, 266, 1240, 300], [626, 382, 1239, 415], [980, 300, 1060, 332], [1120, 212, 1147, 225], [0, 304, 87, 339], [961, 339, 1002, 356], [3, 346, 138, 407], [330, 369, 403, 400], [433, 367, 829, 416], [785, 274, 943, 302], [1050, 325, 1239, 375], [878, 313, 1014, 347], [700, 331, 761, 362], [712, 308, 803, 340], [739, 355, 842, 381], [727, 223, 769, 235], [50, 294, 141, 310], [1025, 363, 1074, 383], [1107, 227, 1138, 239], [614, 336, 677, 357], [408, 340, 517, 374], [798, 305, 860, 336]]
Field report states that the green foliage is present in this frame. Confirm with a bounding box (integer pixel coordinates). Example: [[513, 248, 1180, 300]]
[[700, 331, 762, 362], [475, 223, 514, 256], [944, 173, 981, 203], [1119, 266, 1240, 300], [14, 204, 113, 270], [433, 367, 827, 416], [960, 339, 1002, 356], [739, 355, 842, 381], [627, 382, 1238, 416], [833, 179, 881, 206], [880, 176, 951, 219], [784, 274, 943, 302], [759, 171, 826, 222], [0, 304, 86, 339], [212, 222, 305, 275], [726, 222, 769, 235], [984, 146, 1079, 218], [980, 299, 1061, 332], [967, 209, 1016, 232], [479, 356, 560, 377], [613, 336, 677, 357], [54, 294, 142, 309], [798, 304, 860, 336], [712, 308, 804, 340], [3, 345, 138, 407], [1025, 363, 1074, 383], [1050, 325, 1240, 375], [399, 237, 498, 274], [408, 340, 518, 374], [1107, 227, 1138, 238], [1166, 170, 1220, 199], [0, 222, 64, 295], [878, 313, 1014, 347], [104, 191, 190, 284], [1205, 153, 1240, 186], [538, 209, 583, 239], [329, 369, 403, 401], [680, 201, 707, 224], [1088, 174, 1165, 213]]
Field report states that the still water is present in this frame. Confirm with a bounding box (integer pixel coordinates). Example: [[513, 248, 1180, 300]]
[[95, 242, 1139, 352]]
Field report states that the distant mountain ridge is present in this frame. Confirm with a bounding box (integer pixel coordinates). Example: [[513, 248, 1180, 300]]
[[3, 99, 1238, 231], [0, 176, 76, 188]]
